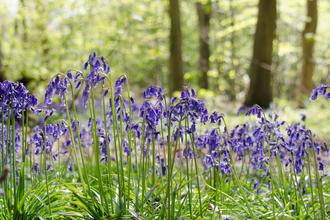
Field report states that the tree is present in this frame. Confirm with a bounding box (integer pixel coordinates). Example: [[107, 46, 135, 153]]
[[300, 0, 317, 98], [244, 0, 276, 108], [168, 0, 184, 95], [196, 1, 211, 90]]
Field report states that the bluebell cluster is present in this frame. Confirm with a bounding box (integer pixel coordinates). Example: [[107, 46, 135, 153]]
[[1, 53, 330, 219], [0, 81, 38, 175], [2, 53, 330, 187], [0, 81, 38, 118]]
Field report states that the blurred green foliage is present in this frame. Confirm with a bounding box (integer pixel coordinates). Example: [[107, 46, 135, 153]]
[[0, 0, 329, 103]]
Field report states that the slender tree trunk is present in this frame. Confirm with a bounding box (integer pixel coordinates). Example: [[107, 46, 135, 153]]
[[300, 0, 317, 98], [196, 1, 211, 90], [244, 0, 276, 108], [272, 1, 280, 99], [168, 0, 184, 95]]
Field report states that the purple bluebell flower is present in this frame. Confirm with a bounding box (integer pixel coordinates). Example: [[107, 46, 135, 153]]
[[252, 178, 260, 190], [34, 163, 40, 175], [318, 158, 324, 171], [210, 111, 225, 125], [310, 84, 330, 101], [237, 106, 247, 116], [183, 147, 194, 159], [103, 89, 109, 97], [44, 109, 55, 121], [246, 105, 260, 117], [114, 76, 127, 88], [300, 114, 306, 122]]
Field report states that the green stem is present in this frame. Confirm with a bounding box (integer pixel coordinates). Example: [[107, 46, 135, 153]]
[[58, 138, 60, 182], [1, 102, 4, 169], [157, 142, 164, 187], [309, 132, 325, 220], [305, 151, 316, 220], [90, 81, 109, 213], [289, 159, 300, 217], [133, 133, 139, 185], [117, 96, 125, 209], [68, 82, 92, 199], [258, 107, 275, 220], [1, 102, 7, 216], [6, 112, 11, 218], [290, 153, 308, 218], [103, 74, 122, 210], [184, 118, 192, 218], [168, 116, 184, 219], [152, 131, 156, 187], [63, 93, 87, 196], [102, 83, 114, 213], [43, 121, 52, 217], [139, 110, 147, 212], [10, 96, 17, 214], [221, 118, 257, 220], [126, 78, 133, 211], [188, 127, 203, 217]]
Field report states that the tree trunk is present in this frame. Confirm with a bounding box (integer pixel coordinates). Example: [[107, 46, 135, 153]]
[[168, 0, 184, 95], [244, 0, 276, 108], [300, 0, 317, 97], [196, 1, 211, 90]]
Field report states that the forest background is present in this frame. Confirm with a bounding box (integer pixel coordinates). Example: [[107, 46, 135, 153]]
[[0, 0, 328, 113]]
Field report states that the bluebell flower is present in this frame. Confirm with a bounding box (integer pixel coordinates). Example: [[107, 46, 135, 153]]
[[114, 75, 127, 88], [310, 84, 330, 101], [34, 163, 40, 175], [68, 164, 73, 172], [252, 178, 260, 190], [219, 159, 232, 175], [237, 105, 247, 116], [210, 111, 225, 125], [203, 155, 215, 167], [53, 153, 58, 161], [300, 114, 306, 122], [183, 147, 194, 159], [318, 158, 324, 171], [246, 105, 261, 118], [44, 109, 55, 121]]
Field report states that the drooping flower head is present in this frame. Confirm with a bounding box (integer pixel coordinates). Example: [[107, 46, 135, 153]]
[[310, 84, 330, 101]]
